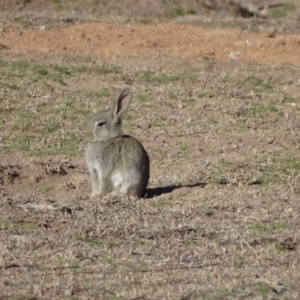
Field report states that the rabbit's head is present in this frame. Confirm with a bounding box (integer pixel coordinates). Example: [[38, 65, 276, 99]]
[[86, 88, 132, 142]]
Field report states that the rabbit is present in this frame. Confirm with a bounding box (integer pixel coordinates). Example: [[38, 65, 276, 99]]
[[85, 88, 150, 198]]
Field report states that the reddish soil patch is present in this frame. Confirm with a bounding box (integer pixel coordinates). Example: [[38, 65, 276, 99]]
[[1, 22, 300, 65]]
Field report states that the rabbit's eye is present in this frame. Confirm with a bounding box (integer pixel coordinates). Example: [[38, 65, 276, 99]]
[[97, 121, 106, 127]]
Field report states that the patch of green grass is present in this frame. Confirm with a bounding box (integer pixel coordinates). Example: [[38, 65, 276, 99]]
[[93, 65, 121, 75], [32, 64, 49, 76], [136, 93, 151, 103], [186, 289, 235, 300], [12, 122, 34, 132], [1, 59, 122, 89], [44, 124, 60, 133], [270, 4, 295, 19], [137, 70, 180, 83], [6, 60, 66, 84], [77, 236, 120, 249], [179, 141, 188, 151], [256, 283, 271, 296], [214, 20, 237, 29], [15, 18, 34, 28], [282, 95, 297, 103], [77, 236, 104, 247], [31, 138, 82, 156], [211, 170, 228, 185], [136, 17, 152, 24], [276, 156, 300, 171], [4, 221, 40, 231], [78, 88, 111, 99], [251, 222, 289, 234], [231, 123, 249, 133], [164, 6, 196, 19], [41, 186, 53, 195], [103, 257, 117, 266], [197, 91, 216, 98], [13, 297, 36, 300], [54, 99, 90, 118], [51, 0, 65, 11], [10, 60, 31, 73], [250, 175, 270, 185], [137, 70, 196, 84], [219, 158, 234, 168], [0, 221, 11, 228], [183, 98, 196, 106], [56, 259, 80, 268], [0, 82, 20, 90], [125, 261, 149, 273], [53, 65, 71, 76], [16, 0, 32, 6], [152, 147, 164, 154], [274, 242, 288, 252], [250, 103, 279, 116], [3, 136, 82, 156], [234, 259, 244, 268], [68, 64, 120, 76], [242, 76, 273, 93]]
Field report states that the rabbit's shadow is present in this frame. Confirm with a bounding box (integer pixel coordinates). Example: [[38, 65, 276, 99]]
[[146, 182, 206, 199]]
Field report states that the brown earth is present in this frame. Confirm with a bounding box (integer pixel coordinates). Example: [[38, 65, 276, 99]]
[[1, 22, 300, 65], [1, 2, 300, 299]]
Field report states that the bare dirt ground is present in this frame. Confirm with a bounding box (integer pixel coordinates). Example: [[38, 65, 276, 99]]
[[1, 1, 300, 299]]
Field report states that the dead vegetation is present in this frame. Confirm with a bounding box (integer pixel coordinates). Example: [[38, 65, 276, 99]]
[[1, 1, 300, 299]]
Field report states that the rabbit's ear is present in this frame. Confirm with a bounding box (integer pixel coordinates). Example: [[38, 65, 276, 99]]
[[112, 88, 132, 120]]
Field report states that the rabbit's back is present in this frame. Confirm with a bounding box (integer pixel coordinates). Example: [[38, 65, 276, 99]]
[[86, 135, 149, 197]]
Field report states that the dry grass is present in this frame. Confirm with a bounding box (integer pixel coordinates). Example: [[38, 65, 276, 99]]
[[1, 53, 300, 299], [1, 2, 300, 299]]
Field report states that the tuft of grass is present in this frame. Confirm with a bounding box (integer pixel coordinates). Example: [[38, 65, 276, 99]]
[[164, 6, 196, 19], [13, 297, 36, 300], [78, 87, 111, 99], [251, 222, 289, 234], [183, 98, 196, 106], [6, 60, 66, 84], [256, 283, 271, 296], [179, 141, 188, 151], [242, 76, 273, 93], [250, 103, 279, 116], [44, 124, 60, 133], [14, 17, 34, 28], [234, 259, 244, 268], [277, 156, 300, 171], [186, 289, 235, 300], [249, 175, 270, 185], [1, 82, 20, 90], [31, 138, 82, 156], [56, 259, 80, 268], [274, 242, 288, 252], [137, 93, 151, 103], [270, 4, 296, 19], [137, 70, 180, 83], [51, 0, 65, 11], [103, 257, 117, 266], [211, 171, 228, 185], [2, 136, 82, 156], [41, 186, 53, 195], [93, 65, 121, 75], [77, 236, 104, 247], [197, 91, 216, 98], [137, 70, 196, 84], [1, 221, 39, 231]]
